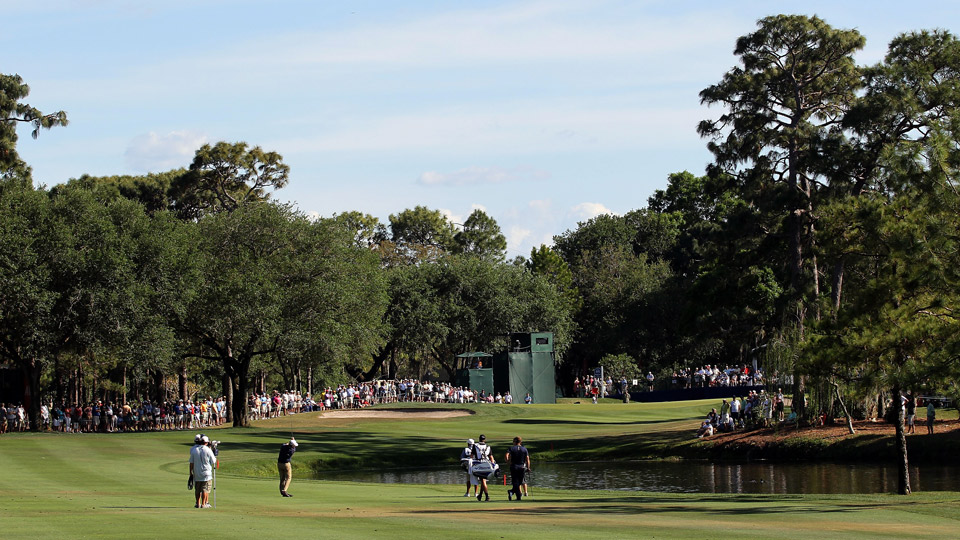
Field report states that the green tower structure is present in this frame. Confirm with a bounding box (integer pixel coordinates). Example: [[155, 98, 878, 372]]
[[492, 332, 556, 404], [454, 352, 494, 396]]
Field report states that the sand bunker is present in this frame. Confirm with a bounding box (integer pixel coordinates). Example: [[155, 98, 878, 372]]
[[319, 409, 470, 419]]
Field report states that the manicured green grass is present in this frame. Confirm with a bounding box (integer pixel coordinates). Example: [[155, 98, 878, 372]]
[[1, 400, 958, 539]]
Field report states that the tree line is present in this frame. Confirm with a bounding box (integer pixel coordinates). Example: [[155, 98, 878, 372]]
[[3, 14, 960, 494]]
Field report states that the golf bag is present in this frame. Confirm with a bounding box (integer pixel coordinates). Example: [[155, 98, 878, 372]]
[[471, 460, 501, 480], [470, 442, 500, 480]]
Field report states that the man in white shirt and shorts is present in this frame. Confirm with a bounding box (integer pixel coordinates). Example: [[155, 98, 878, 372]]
[[189, 435, 218, 508]]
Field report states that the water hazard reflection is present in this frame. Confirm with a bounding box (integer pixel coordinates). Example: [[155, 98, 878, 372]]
[[316, 461, 960, 494]]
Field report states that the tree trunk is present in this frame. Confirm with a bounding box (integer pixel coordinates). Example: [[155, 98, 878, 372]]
[[77, 361, 84, 404], [892, 384, 911, 495], [22, 358, 42, 431], [54, 355, 64, 405], [832, 258, 844, 313], [388, 352, 398, 380], [221, 372, 233, 423], [277, 350, 291, 390], [832, 380, 855, 434], [152, 370, 164, 402], [179, 364, 188, 401], [230, 373, 249, 427], [792, 376, 806, 421], [225, 353, 251, 427], [350, 343, 393, 382]]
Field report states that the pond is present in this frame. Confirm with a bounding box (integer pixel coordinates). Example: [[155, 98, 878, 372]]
[[315, 461, 960, 494]]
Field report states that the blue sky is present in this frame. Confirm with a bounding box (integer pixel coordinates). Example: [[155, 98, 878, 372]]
[[6, 1, 959, 259]]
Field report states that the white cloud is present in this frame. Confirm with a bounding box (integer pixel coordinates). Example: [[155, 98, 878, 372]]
[[419, 165, 550, 186], [508, 226, 533, 253], [124, 130, 207, 172], [228, 2, 733, 71], [438, 208, 463, 226], [439, 204, 491, 227], [529, 199, 553, 213], [570, 202, 615, 221]]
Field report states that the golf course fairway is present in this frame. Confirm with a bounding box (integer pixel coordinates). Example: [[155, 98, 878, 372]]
[[1, 400, 958, 539]]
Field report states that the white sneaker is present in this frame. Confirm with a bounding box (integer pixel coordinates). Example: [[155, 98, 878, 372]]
[[202, 504, 212, 508]]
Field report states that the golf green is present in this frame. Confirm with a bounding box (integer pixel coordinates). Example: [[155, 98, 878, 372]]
[[1, 401, 958, 539]]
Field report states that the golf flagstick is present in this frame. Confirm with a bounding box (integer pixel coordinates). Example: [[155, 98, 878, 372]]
[[213, 460, 217, 508]]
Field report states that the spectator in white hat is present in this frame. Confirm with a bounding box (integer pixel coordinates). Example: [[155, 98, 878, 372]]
[[189, 435, 217, 508]]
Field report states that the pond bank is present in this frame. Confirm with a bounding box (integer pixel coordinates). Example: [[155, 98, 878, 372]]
[[681, 419, 960, 463]]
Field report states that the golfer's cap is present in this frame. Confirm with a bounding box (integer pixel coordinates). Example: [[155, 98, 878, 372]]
[[201, 435, 210, 443], [467, 438, 474, 445], [289, 438, 299, 447], [478, 434, 486, 441], [194, 434, 202, 443]]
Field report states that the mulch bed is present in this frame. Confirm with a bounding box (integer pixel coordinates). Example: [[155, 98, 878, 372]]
[[696, 418, 960, 462]]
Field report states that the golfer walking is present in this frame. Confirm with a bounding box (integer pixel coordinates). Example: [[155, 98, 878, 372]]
[[461, 438, 478, 497], [189, 435, 218, 508], [505, 436, 531, 501], [473, 434, 494, 502], [278, 437, 298, 497]]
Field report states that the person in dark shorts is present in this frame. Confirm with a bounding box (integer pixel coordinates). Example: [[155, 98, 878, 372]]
[[278, 438, 298, 497], [505, 436, 531, 501]]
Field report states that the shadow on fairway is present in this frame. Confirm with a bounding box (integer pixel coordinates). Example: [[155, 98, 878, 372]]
[[99, 506, 181, 509], [217, 428, 703, 476], [409, 494, 929, 516], [504, 418, 695, 426], [235, 430, 469, 473]]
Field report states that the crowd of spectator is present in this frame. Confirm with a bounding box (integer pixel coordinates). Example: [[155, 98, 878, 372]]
[[1, 402, 26, 433], [672, 365, 769, 389], [3, 378, 541, 434], [572, 375, 612, 402], [571, 366, 769, 402], [248, 380, 523, 420], [1, 397, 228, 434], [695, 388, 789, 437]]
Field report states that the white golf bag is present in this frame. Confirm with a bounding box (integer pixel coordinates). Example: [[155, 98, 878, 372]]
[[471, 460, 501, 480]]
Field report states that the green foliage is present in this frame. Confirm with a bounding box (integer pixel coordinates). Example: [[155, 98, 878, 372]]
[[453, 208, 507, 261], [176, 202, 388, 424], [600, 353, 641, 381], [572, 244, 672, 365], [172, 141, 289, 219], [0, 181, 181, 426], [385, 205, 457, 264], [527, 244, 581, 315], [553, 213, 637, 264], [0, 73, 68, 180], [331, 210, 385, 248], [373, 255, 575, 379], [55, 170, 188, 214]]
